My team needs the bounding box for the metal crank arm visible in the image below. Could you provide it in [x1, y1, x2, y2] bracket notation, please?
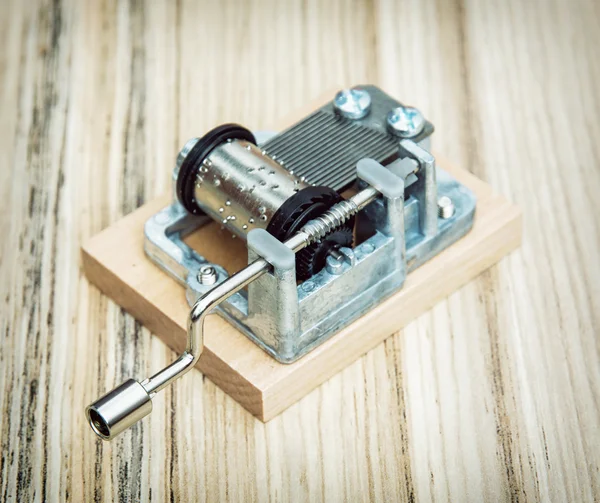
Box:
[86, 184, 379, 439]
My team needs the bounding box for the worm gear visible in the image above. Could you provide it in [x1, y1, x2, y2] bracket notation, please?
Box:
[296, 227, 354, 279]
[266, 186, 354, 280]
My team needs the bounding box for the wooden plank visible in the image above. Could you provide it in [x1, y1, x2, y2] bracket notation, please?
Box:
[81, 94, 522, 421]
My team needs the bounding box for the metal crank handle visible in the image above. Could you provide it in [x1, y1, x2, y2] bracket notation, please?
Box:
[85, 183, 379, 440]
[85, 260, 266, 440]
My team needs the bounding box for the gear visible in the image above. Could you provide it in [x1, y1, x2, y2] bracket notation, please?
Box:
[266, 185, 354, 280]
[296, 227, 353, 279]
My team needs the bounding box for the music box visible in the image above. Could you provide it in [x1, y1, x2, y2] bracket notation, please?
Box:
[83, 86, 521, 440]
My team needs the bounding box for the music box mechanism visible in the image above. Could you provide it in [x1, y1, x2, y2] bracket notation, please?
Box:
[86, 85, 476, 440]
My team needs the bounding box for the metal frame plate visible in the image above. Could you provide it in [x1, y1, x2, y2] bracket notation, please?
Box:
[143, 137, 476, 363]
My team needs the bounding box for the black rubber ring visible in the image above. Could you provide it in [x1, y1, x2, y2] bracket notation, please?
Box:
[266, 185, 342, 241]
[267, 185, 355, 280]
[267, 186, 341, 241]
[176, 124, 256, 215]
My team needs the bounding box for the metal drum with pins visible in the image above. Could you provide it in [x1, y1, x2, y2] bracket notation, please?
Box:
[193, 140, 308, 238]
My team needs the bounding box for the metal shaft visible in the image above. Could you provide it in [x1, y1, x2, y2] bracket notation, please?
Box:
[86, 185, 379, 440]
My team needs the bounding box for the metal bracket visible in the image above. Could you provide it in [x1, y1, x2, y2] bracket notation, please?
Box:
[143, 203, 228, 290]
[143, 141, 476, 363]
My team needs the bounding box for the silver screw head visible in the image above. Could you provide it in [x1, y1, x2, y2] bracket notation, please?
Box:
[325, 246, 355, 274]
[387, 106, 425, 138]
[326, 254, 344, 275]
[301, 281, 315, 292]
[198, 265, 217, 285]
[333, 88, 372, 119]
[437, 196, 455, 219]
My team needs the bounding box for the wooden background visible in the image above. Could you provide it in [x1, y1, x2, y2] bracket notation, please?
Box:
[1, 0, 599, 501]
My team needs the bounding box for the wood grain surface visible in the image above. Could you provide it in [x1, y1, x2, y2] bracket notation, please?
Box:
[0, 0, 598, 501]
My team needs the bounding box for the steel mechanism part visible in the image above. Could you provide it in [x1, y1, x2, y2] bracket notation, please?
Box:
[175, 123, 353, 280]
[86, 85, 477, 440]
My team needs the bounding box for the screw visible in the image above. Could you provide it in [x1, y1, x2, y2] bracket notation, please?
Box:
[301, 281, 315, 293]
[197, 265, 217, 285]
[333, 88, 372, 119]
[326, 254, 344, 275]
[387, 106, 425, 138]
[326, 247, 355, 275]
[437, 196, 455, 219]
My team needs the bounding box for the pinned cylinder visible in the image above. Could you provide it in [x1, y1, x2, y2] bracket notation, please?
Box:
[194, 139, 308, 238]
[176, 124, 308, 238]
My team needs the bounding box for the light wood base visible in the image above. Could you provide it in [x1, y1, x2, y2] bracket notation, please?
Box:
[82, 160, 521, 422]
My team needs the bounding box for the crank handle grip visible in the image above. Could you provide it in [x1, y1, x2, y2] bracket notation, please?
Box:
[85, 379, 153, 440]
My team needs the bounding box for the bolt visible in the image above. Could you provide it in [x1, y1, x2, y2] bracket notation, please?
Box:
[301, 281, 315, 293]
[387, 106, 425, 138]
[333, 88, 372, 119]
[326, 247, 356, 274]
[326, 254, 344, 275]
[197, 265, 217, 285]
[437, 196, 455, 219]
[361, 242, 375, 254]
[329, 248, 344, 260]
